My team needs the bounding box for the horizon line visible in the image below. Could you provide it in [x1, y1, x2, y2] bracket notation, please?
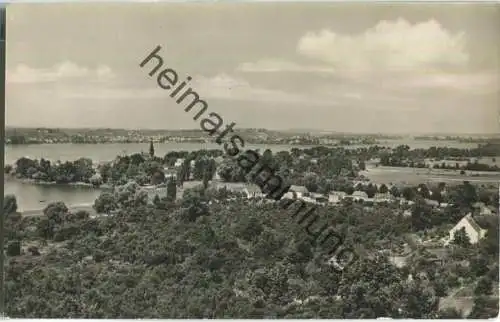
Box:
[4, 125, 500, 137]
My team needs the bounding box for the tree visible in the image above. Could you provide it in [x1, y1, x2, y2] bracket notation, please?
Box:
[474, 277, 492, 295]
[365, 183, 378, 198]
[6, 240, 21, 256]
[261, 149, 273, 166]
[470, 255, 489, 277]
[411, 197, 432, 231]
[358, 160, 366, 171]
[452, 227, 471, 247]
[130, 153, 146, 165]
[15, 157, 37, 177]
[166, 178, 177, 202]
[379, 184, 388, 194]
[153, 194, 162, 208]
[468, 296, 499, 318]
[93, 192, 118, 214]
[202, 168, 211, 190]
[4, 164, 12, 174]
[417, 184, 430, 199]
[390, 186, 401, 198]
[151, 171, 165, 185]
[181, 186, 209, 222]
[304, 173, 319, 193]
[3, 194, 18, 215]
[149, 140, 155, 158]
[402, 187, 415, 201]
[72, 157, 94, 182]
[43, 201, 69, 225]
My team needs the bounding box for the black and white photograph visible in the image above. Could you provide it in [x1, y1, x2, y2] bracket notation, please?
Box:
[2, 1, 499, 318]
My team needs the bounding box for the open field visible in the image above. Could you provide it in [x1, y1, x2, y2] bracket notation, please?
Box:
[425, 156, 500, 168]
[361, 166, 500, 186]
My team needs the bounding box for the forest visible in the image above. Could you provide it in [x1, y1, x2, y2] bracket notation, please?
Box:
[3, 178, 499, 318]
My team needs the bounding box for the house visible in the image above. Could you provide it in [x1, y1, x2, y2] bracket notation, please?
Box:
[164, 168, 177, 180]
[351, 191, 369, 202]
[288, 185, 309, 199]
[424, 199, 440, 208]
[142, 186, 169, 204]
[307, 192, 327, 203]
[328, 191, 347, 204]
[373, 193, 394, 203]
[479, 206, 493, 215]
[400, 199, 415, 206]
[174, 158, 185, 168]
[244, 184, 265, 199]
[445, 213, 488, 245]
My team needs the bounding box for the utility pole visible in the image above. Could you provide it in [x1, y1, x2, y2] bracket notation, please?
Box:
[0, 5, 6, 317]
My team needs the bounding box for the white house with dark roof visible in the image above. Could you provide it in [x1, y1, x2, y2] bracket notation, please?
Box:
[445, 213, 488, 245]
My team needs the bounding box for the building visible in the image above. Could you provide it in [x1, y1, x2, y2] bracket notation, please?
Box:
[445, 213, 488, 245]
[142, 186, 169, 204]
[373, 192, 394, 203]
[244, 184, 265, 199]
[174, 158, 185, 168]
[424, 199, 440, 208]
[351, 191, 369, 202]
[328, 191, 347, 204]
[288, 185, 309, 199]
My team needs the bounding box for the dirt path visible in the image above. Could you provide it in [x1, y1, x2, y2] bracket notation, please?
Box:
[21, 205, 98, 218]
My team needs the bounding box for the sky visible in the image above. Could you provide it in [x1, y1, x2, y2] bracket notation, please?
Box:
[5, 2, 500, 134]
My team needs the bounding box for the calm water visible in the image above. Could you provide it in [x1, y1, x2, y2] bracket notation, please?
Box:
[3, 140, 480, 210]
[4, 180, 101, 212]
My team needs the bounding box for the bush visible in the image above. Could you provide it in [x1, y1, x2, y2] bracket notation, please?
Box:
[6, 240, 21, 256]
[3, 194, 18, 215]
[53, 224, 80, 242]
[27, 246, 40, 256]
[93, 192, 118, 214]
[74, 210, 90, 220]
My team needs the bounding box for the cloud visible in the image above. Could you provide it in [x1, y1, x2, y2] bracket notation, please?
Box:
[237, 59, 336, 73]
[191, 73, 333, 105]
[236, 19, 498, 96]
[239, 19, 470, 75]
[297, 18, 469, 72]
[373, 71, 499, 95]
[6, 62, 115, 84]
[57, 73, 335, 106]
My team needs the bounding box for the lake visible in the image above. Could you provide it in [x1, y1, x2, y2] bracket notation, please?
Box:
[4, 179, 102, 212]
[4, 140, 480, 165]
[2, 140, 482, 210]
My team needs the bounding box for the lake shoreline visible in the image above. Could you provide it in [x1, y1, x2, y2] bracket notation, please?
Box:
[4, 176, 109, 189]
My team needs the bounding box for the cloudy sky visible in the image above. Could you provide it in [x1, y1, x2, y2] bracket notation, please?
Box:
[6, 2, 500, 134]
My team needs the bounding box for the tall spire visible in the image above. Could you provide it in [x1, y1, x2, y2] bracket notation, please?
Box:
[149, 140, 155, 158]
